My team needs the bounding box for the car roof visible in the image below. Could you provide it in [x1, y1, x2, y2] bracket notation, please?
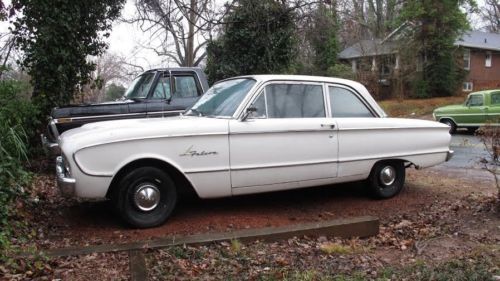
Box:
[218, 74, 388, 118]
[228, 74, 364, 87]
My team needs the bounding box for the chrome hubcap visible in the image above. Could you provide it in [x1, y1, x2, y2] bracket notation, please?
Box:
[379, 166, 396, 186]
[133, 184, 160, 212]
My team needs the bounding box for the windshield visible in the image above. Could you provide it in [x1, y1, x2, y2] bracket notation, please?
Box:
[186, 78, 256, 117]
[124, 72, 156, 99]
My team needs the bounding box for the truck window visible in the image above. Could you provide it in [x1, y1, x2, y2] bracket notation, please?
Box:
[174, 76, 200, 98]
[124, 72, 156, 99]
[491, 92, 500, 105]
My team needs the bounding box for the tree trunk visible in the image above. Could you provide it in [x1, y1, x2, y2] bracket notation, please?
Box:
[185, 0, 197, 66]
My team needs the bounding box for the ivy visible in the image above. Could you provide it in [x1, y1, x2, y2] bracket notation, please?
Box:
[11, 0, 125, 115]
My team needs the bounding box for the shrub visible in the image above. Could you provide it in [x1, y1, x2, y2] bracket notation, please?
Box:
[0, 80, 38, 257]
[476, 125, 500, 210]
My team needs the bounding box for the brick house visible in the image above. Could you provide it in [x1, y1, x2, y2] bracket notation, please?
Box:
[458, 31, 500, 92]
[339, 31, 500, 95]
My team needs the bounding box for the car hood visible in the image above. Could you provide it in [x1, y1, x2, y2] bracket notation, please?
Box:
[51, 99, 137, 119]
[59, 116, 229, 155]
[434, 104, 465, 112]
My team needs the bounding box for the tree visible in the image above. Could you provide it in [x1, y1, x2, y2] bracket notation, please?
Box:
[11, 0, 125, 114]
[105, 83, 126, 101]
[399, 0, 474, 97]
[206, 0, 297, 84]
[481, 0, 499, 33]
[76, 52, 129, 103]
[127, 0, 222, 67]
[309, 2, 339, 75]
[336, 0, 403, 45]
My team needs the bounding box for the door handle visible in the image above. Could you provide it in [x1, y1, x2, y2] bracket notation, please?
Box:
[321, 123, 335, 129]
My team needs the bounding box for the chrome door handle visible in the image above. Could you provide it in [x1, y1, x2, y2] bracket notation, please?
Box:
[321, 123, 335, 129]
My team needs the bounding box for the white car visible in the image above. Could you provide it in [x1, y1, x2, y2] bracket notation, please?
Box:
[56, 75, 453, 228]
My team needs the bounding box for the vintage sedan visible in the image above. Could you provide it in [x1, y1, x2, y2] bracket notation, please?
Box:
[433, 89, 500, 133]
[57, 75, 453, 228]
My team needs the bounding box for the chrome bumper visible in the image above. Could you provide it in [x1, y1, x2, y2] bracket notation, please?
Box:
[41, 134, 60, 156]
[56, 156, 75, 197]
[446, 150, 454, 162]
[42, 118, 61, 156]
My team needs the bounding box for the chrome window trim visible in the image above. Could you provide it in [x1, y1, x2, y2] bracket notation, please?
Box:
[326, 83, 377, 118]
[238, 80, 328, 120]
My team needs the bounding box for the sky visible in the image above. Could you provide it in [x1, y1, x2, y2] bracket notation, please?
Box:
[106, 0, 488, 74]
[107, 0, 171, 71]
[0, 0, 490, 82]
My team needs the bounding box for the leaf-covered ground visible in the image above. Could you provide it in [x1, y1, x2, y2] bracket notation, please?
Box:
[145, 195, 499, 280]
[1, 161, 499, 280]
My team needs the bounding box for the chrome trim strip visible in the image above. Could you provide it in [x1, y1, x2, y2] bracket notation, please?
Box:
[185, 168, 229, 174]
[337, 126, 448, 131]
[438, 113, 488, 116]
[338, 150, 449, 163]
[230, 129, 332, 135]
[54, 112, 144, 123]
[72, 132, 227, 177]
[75, 132, 227, 152]
[229, 151, 449, 173]
[147, 110, 184, 115]
[232, 176, 336, 189]
[231, 160, 338, 171]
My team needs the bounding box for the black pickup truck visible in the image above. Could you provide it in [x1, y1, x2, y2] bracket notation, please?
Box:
[42, 67, 209, 155]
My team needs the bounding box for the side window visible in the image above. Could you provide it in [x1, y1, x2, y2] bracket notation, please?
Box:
[174, 76, 200, 98]
[152, 76, 171, 99]
[329, 86, 374, 118]
[490, 92, 500, 105]
[264, 84, 325, 118]
[467, 94, 483, 106]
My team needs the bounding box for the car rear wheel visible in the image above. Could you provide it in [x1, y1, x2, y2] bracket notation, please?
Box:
[368, 161, 405, 199]
[440, 119, 456, 134]
[114, 166, 177, 228]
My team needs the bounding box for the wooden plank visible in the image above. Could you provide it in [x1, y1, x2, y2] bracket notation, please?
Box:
[25, 216, 379, 258]
[129, 250, 148, 281]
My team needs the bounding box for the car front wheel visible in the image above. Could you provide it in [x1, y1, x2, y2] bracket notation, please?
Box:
[115, 166, 177, 228]
[368, 161, 405, 199]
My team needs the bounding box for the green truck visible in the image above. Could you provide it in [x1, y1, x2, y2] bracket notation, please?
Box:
[433, 89, 500, 133]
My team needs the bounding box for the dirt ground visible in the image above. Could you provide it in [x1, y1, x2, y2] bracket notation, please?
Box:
[2, 161, 499, 280]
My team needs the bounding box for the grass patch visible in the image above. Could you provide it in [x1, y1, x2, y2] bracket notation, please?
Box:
[379, 96, 465, 117]
[319, 242, 354, 255]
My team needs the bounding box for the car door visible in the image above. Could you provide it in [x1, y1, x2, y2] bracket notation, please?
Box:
[455, 93, 487, 125]
[147, 72, 204, 117]
[228, 82, 338, 194]
[169, 74, 204, 109]
[327, 85, 381, 178]
[486, 91, 500, 124]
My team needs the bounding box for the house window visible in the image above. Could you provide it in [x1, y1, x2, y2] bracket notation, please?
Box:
[486, 51, 492, 67]
[463, 49, 470, 70]
[463, 82, 473, 92]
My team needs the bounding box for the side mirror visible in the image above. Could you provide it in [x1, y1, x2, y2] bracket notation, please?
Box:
[241, 107, 257, 121]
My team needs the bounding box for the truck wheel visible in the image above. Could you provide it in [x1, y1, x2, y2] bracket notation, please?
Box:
[368, 161, 405, 199]
[115, 166, 177, 228]
[440, 119, 456, 134]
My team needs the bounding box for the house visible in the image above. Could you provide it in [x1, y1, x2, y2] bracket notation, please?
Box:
[339, 30, 500, 94]
[457, 31, 500, 91]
